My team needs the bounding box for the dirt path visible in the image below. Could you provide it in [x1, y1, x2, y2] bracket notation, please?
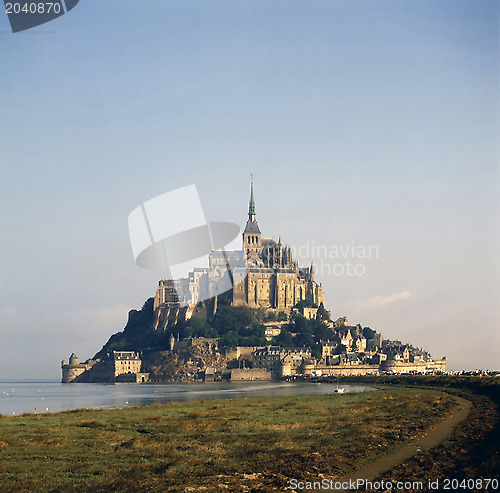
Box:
[328, 395, 472, 491]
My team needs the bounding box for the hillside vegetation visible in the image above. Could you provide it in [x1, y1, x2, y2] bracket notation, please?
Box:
[94, 298, 358, 360]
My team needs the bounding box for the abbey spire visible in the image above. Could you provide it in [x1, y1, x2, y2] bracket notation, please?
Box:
[243, 176, 262, 255]
[243, 177, 261, 235]
[248, 177, 256, 222]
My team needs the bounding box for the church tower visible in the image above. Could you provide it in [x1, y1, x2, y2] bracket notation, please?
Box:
[242, 178, 262, 259]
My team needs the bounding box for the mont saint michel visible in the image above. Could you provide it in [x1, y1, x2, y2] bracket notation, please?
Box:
[62, 183, 446, 383]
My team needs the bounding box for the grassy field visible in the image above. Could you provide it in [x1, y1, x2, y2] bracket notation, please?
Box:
[0, 387, 457, 492]
[339, 376, 500, 487]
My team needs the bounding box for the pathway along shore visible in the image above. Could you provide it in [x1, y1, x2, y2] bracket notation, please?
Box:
[328, 395, 472, 492]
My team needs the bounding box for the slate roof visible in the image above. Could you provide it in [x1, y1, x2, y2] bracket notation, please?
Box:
[244, 219, 261, 234]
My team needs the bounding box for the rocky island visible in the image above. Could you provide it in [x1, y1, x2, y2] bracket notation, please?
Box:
[62, 183, 445, 383]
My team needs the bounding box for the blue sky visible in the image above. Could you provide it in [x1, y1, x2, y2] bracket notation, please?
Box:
[0, 0, 498, 378]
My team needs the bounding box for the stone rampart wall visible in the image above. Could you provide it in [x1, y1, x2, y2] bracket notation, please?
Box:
[230, 368, 272, 381]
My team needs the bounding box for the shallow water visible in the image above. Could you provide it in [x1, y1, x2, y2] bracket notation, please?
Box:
[0, 380, 374, 415]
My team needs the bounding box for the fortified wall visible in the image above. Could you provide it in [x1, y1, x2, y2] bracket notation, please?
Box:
[61, 351, 149, 383]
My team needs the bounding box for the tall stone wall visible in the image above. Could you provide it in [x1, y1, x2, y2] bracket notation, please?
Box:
[230, 368, 273, 381]
[381, 359, 447, 373]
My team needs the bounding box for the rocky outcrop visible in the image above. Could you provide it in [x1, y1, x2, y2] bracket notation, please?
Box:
[142, 339, 230, 382]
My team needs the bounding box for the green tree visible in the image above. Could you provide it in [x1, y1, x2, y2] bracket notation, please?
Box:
[295, 299, 317, 310]
[219, 332, 239, 349]
[274, 328, 295, 347]
[295, 332, 315, 350]
[187, 317, 214, 337]
[210, 306, 269, 347]
[316, 302, 330, 321]
[254, 308, 267, 322]
[211, 306, 255, 335]
[310, 343, 322, 360]
[290, 313, 309, 333]
[309, 319, 333, 341]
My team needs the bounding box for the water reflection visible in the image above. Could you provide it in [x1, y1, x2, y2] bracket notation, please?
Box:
[0, 381, 375, 415]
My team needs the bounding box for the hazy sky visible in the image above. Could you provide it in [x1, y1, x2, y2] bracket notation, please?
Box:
[1, 0, 498, 378]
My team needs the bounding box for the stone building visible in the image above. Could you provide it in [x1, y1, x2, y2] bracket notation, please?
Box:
[252, 346, 311, 376]
[61, 351, 149, 383]
[321, 341, 339, 358]
[153, 181, 324, 317]
[111, 351, 141, 378]
[61, 353, 94, 383]
[300, 307, 319, 320]
[264, 323, 285, 340]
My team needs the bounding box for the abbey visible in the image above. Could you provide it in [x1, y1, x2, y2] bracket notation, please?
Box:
[62, 182, 446, 384]
[153, 182, 324, 314]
